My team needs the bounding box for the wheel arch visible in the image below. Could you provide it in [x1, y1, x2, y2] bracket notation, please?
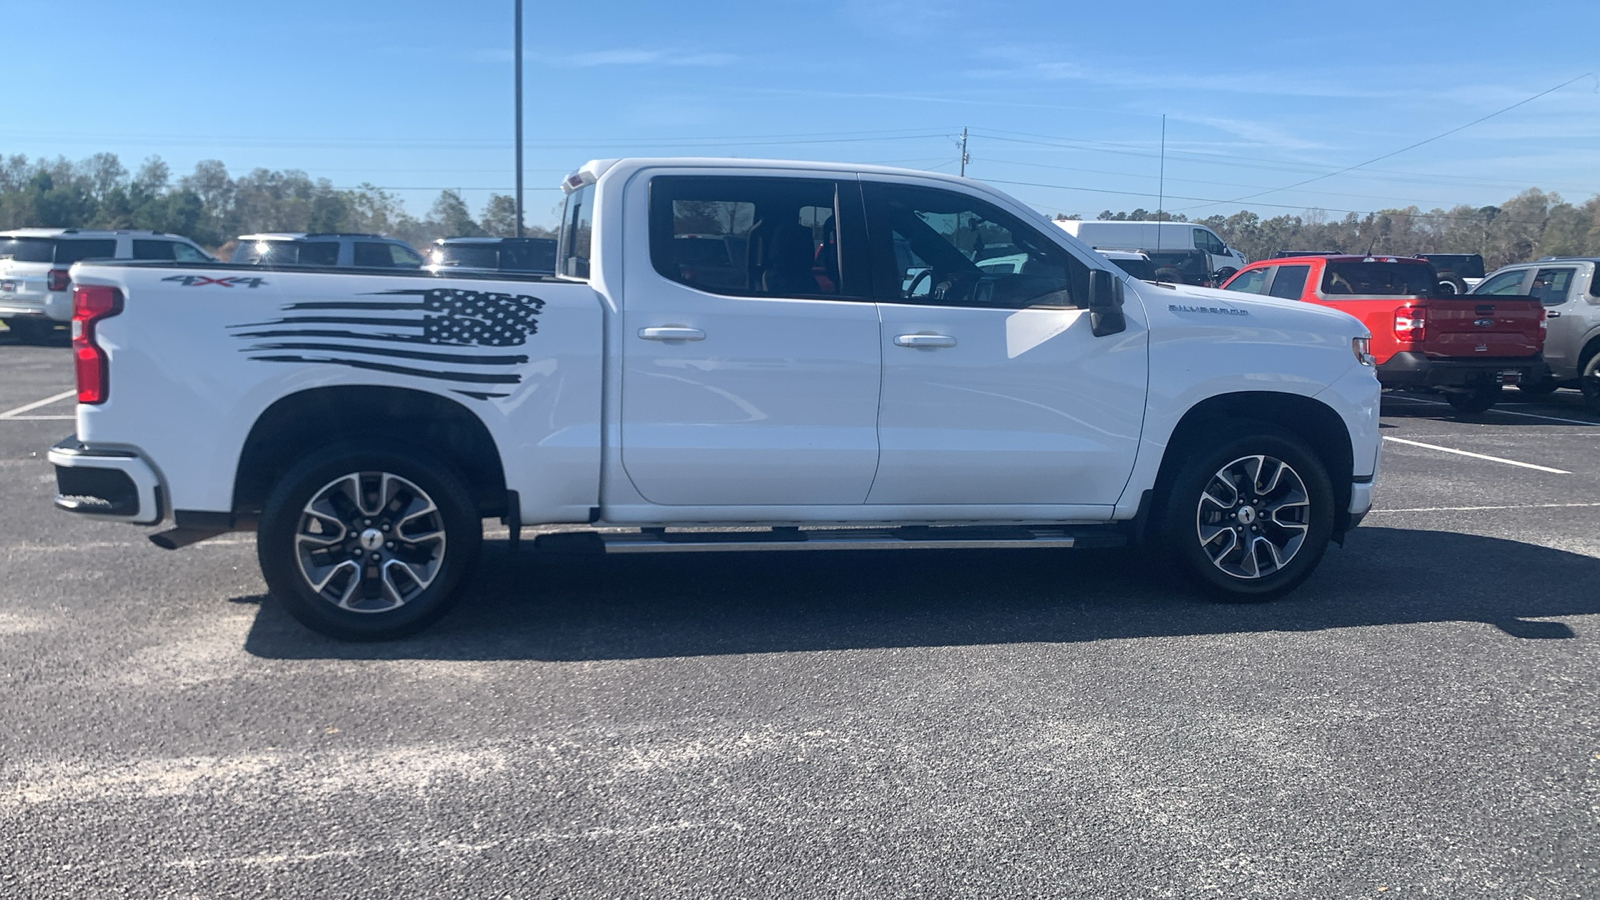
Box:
[233, 386, 508, 520]
[1148, 391, 1356, 541]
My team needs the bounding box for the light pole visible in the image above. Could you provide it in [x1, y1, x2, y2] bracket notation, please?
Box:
[514, 0, 524, 237]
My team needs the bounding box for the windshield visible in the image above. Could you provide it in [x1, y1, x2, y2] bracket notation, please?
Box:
[1323, 262, 1437, 296]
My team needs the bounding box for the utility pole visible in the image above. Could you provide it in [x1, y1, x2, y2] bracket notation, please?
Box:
[513, 0, 524, 237]
[959, 127, 969, 177]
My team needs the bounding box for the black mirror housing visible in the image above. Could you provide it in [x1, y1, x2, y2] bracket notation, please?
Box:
[1088, 269, 1126, 337]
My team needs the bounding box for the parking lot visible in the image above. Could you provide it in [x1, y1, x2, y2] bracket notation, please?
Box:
[1, 332, 1596, 898]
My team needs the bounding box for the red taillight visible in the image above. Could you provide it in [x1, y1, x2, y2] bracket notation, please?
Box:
[1393, 305, 1425, 344]
[47, 269, 70, 292]
[72, 285, 123, 404]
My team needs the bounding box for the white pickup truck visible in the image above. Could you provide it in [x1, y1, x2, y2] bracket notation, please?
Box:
[50, 158, 1381, 640]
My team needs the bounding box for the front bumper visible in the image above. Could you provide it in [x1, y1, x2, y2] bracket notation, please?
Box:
[48, 437, 165, 525]
[1376, 352, 1548, 390]
[1348, 479, 1373, 530]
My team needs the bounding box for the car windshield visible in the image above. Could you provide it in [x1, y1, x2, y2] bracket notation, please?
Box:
[1323, 262, 1436, 296]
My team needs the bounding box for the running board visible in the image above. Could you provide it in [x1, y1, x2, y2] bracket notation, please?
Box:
[534, 525, 1125, 555]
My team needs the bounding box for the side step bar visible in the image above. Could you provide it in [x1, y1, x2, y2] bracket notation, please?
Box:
[534, 525, 1125, 555]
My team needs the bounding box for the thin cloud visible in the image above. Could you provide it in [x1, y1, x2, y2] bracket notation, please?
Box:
[549, 48, 738, 68]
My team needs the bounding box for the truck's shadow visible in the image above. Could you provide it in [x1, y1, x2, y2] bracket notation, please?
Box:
[241, 526, 1596, 660]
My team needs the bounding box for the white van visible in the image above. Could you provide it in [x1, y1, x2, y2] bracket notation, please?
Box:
[1055, 221, 1247, 279]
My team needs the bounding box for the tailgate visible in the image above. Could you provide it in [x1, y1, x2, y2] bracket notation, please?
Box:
[1421, 296, 1543, 358]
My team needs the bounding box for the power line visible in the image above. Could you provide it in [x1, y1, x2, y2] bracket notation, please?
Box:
[1176, 71, 1598, 211]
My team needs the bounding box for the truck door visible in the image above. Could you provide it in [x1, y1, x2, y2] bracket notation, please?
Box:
[861, 179, 1146, 507]
[619, 174, 882, 506]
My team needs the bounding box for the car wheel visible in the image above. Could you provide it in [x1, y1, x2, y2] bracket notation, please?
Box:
[1159, 425, 1334, 601]
[1582, 355, 1600, 412]
[1435, 274, 1468, 295]
[1445, 384, 1502, 415]
[257, 444, 482, 640]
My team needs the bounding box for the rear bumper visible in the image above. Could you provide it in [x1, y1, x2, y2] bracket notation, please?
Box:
[1376, 352, 1548, 390]
[47, 437, 165, 525]
[0, 290, 71, 322]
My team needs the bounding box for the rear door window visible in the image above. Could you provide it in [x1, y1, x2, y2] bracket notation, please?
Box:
[171, 243, 210, 262]
[558, 183, 594, 279]
[298, 242, 340, 266]
[1267, 264, 1310, 299]
[53, 240, 117, 265]
[354, 242, 421, 268]
[1529, 268, 1576, 305]
[132, 240, 176, 260]
[1473, 269, 1530, 296]
[1223, 268, 1270, 294]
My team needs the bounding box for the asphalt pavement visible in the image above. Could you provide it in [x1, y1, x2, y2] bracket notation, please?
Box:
[1, 331, 1596, 898]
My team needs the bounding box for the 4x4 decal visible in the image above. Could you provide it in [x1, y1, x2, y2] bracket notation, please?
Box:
[227, 288, 545, 401]
[162, 275, 268, 288]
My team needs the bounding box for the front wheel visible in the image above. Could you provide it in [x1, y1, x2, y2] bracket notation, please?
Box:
[1159, 426, 1335, 601]
[1445, 384, 1501, 415]
[1581, 355, 1600, 413]
[257, 444, 482, 640]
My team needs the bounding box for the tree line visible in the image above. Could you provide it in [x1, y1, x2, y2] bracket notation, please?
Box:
[0, 152, 555, 252]
[1067, 188, 1600, 270]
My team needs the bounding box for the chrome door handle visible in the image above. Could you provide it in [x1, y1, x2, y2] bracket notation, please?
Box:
[638, 326, 706, 342]
[894, 333, 956, 349]
[1546, 311, 1561, 318]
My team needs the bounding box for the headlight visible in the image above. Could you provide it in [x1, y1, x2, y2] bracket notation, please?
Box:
[1352, 336, 1374, 366]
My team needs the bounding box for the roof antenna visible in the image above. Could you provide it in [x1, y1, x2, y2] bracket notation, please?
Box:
[1155, 114, 1165, 256]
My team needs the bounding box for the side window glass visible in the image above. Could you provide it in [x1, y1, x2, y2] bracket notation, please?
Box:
[1267, 264, 1309, 299]
[1193, 228, 1225, 255]
[132, 240, 177, 260]
[1529, 268, 1575, 306]
[389, 243, 422, 267]
[1223, 268, 1269, 294]
[299, 242, 339, 266]
[1474, 270, 1529, 295]
[171, 243, 210, 262]
[649, 176, 847, 298]
[558, 183, 594, 279]
[54, 240, 117, 264]
[863, 182, 1082, 309]
[354, 242, 396, 267]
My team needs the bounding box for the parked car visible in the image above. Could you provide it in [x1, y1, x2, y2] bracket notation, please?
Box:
[1420, 254, 1486, 294]
[0, 229, 212, 341]
[1471, 257, 1600, 404]
[1094, 247, 1212, 286]
[231, 233, 424, 268]
[53, 157, 1380, 640]
[1055, 220, 1246, 280]
[1221, 254, 1546, 414]
[427, 236, 557, 274]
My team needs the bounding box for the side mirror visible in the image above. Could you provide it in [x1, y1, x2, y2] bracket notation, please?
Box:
[1088, 269, 1126, 337]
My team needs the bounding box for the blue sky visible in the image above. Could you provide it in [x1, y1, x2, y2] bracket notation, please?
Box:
[11, 0, 1599, 227]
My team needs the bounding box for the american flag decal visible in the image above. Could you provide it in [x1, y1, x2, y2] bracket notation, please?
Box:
[229, 288, 545, 400]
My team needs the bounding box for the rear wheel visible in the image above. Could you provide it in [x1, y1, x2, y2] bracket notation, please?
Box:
[1435, 274, 1468, 295]
[1159, 426, 1335, 601]
[1582, 355, 1600, 413]
[257, 444, 482, 640]
[1446, 384, 1502, 414]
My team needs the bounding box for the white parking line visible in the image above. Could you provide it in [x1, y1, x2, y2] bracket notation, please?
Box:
[1370, 502, 1600, 514]
[1382, 436, 1570, 473]
[0, 390, 75, 420]
[0, 415, 74, 421]
[1386, 394, 1599, 427]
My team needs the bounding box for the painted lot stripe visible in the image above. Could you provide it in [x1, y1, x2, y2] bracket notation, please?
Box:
[1382, 436, 1571, 474]
[1385, 394, 1599, 427]
[0, 389, 75, 419]
[1, 415, 74, 421]
[1370, 502, 1600, 514]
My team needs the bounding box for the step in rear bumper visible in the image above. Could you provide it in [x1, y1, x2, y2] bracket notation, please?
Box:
[47, 437, 164, 525]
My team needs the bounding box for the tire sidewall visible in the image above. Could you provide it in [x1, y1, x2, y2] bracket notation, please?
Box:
[1160, 426, 1336, 601]
[257, 444, 482, 640]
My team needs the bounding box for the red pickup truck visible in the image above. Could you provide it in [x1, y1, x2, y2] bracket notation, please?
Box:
[1221, 255, 1546, 413]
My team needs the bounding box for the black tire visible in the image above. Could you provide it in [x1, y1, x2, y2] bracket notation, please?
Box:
[257, 443, 482, 640]
[1582, 354, 1600, 413]
[1157, 424, 1335, 602]
[1445, 384, 1501, 414]
[1435, 274, 1468, 295]
[1215, 267, 1237, 283]
[1516, 380, 1558, 396]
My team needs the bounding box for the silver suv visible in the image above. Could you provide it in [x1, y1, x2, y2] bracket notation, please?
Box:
[231, 233, 424, 269]
[1472, 257, 1600, 403]
[0, 228, 213, 340]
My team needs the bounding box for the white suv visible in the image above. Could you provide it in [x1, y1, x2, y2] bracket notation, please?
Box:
[231, 233, 424, 269]
[0, 229, 213, 340]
